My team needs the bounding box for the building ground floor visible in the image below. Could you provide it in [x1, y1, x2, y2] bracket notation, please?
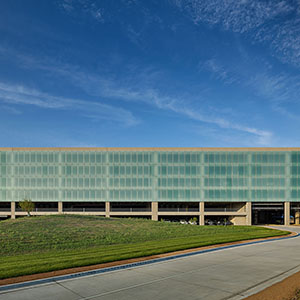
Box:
[1, 201, 300, 226]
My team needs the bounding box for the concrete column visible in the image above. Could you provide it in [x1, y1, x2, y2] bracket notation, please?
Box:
[295, 211, 300, 225]
[284, 202, 290, 226]
[105, 201, 110, 218]
[58, 201, 63, 214]
[199, 202, 204, 225]
[11, 202, 15, 219]
[151, 202, 158, 221]
[246, 202, 252, 225]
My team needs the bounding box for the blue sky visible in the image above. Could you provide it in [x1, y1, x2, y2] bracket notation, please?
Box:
[0, 0, 300, 147]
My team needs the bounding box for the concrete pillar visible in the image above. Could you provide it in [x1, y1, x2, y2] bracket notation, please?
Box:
[246, 202, 252, 226]
[11, 202, 15, 219]
[295, 211, 300, 225]
[151, 202, 158, 221]
[105, 201, 110, 218]
[58, 201, 63, 214]
[199, 202, 204, 225]
[284, 202, 290, 226]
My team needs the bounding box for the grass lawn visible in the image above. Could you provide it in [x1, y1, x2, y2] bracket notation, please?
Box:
[0, 215, 290, 280]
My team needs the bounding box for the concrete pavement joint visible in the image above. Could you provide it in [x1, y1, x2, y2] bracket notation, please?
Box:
[223, 264, 300, 300]
[55, 281, 85, 299]
[79, 271, 236, 300]
[170, 276, 239, 295]
[66, 257, 239, 299]
[79, 274, 198, 299]
[0, 232, 298, 294]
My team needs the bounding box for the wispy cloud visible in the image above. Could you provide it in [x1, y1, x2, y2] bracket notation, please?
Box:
[246, 71, 300, 119]
[61, 71, 272, 145]
[57, 0, 164, 49]
[192, 125, 270, 147]
[173, 0, 300, 67]
[254, 16, 300, 67]
[60, 0, 74, 13]
[173, 103, 272, 146]
[0, 105, 22, 115]
[0, 45, 273, 145]
[0, 82, 138, 126]
[199, 59, 238, 84]
[200, 54, 300, 121]
[59, 0, 104, 22]
[174, 0, 292, 33]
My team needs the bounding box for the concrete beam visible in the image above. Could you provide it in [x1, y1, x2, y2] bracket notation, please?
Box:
[284, 202, 290, 226]
[11, 202, 15, 219]
[105, 202, 110, 218]
[151, 202, 158, 221]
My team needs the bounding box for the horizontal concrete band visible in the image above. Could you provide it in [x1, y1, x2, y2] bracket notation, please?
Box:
[3, 201, 295, 225]
[0, 211, 248, 216]
[0, 232, 298, 294]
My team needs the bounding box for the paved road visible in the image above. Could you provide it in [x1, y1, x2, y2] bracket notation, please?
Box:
[1, 226, 300, 300]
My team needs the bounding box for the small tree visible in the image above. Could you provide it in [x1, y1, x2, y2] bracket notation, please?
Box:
[189, 217, 198, 225]
[19, 199, 35, 217]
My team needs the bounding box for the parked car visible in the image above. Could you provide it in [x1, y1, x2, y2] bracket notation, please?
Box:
[188, 220, 197, 225]
[205, 219, 215, 225]
[180, 220, 188, 225]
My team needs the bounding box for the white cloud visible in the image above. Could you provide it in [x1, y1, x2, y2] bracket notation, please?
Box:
[200, 54, 300, 121]
[174, 0, 292, 31]
[0, 46, 273, 145]
[60, 0, 74, 13]
[59, 0, 104, 22]
[0, 105, 22, 115]
[246, 71, 300, 120]
[199, 59, 238, 84]
[193, 124, 271, 147]
[77, 79, 273, 145]
[173, 0, 300, 67]
[0, 82, 138, 126]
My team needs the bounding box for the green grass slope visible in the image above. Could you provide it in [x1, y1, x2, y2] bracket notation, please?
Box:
[0, 215, 289, 279]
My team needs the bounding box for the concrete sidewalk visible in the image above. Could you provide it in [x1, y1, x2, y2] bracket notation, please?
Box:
[1, 226, 299, 300]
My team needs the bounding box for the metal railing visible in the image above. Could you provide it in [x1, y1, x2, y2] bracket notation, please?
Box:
[0, 208, 11, 212]
[16, 208, 59, 212]
[63, 208, 105, 212]
[158, 208, 199, 212]
[110, 208, 151, 212]
[205, 208, 245, 212]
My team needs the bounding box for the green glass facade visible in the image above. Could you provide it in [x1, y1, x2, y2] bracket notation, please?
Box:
[0, 149, 299, 203]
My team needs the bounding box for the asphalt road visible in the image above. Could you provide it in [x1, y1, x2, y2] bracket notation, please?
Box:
[1, 225, 300, 300]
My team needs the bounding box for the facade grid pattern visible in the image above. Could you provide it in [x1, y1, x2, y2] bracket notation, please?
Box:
[0, 150, 299, 203]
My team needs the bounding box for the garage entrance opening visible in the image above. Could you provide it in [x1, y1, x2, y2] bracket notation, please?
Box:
[252, 202, 284, 225]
